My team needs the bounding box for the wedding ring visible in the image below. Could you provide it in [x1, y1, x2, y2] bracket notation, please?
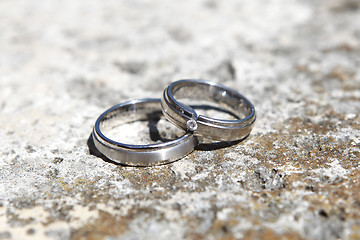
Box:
[92, 99, 198, 166]
[161, 79, 256, 141]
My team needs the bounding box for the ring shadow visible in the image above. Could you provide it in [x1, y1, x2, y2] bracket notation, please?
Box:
[87, 133, 125, 166]
[194, 137, 248, 151]
[87, 105, 250, 164]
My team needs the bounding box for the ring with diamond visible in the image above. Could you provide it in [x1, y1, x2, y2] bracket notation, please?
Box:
[92, 98, 198, 166]
[161, 79, 256, 141]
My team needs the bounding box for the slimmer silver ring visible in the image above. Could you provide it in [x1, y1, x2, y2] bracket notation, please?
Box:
[161, 79, 256, 141]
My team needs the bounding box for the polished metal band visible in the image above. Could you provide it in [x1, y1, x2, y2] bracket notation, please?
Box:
[161, 79, 256, 141]
[92, 99, 198, 166]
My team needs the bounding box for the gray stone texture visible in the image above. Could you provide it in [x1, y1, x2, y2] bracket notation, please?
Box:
[0, 0, 359, 239]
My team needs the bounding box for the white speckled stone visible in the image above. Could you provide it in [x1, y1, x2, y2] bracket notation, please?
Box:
[1, 0, 360, 239]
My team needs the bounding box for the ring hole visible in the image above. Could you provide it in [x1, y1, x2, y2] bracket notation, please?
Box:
[172, 83, 251, 120]
[102, 111, 184, 145]
[176, 98, 240, 120]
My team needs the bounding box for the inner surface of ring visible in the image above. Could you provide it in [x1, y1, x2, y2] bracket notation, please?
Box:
[172, 83, 252, 120]
[99, 101, 184, 145]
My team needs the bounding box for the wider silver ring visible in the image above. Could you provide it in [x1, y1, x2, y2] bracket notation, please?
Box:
[161, 79, 256, 141]
[92, 98, 198, 166]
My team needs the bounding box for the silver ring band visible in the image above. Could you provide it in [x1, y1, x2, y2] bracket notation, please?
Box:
[92, 99, 198, 166]
[161, 79, 256, 141]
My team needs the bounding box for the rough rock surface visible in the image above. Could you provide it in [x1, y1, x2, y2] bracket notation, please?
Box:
[1, 0, 360, 239]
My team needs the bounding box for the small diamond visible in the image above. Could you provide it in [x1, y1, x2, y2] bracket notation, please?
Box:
[186, 119, 198, 131]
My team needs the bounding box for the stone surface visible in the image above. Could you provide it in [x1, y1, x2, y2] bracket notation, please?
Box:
[1, 0, 360, 239]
